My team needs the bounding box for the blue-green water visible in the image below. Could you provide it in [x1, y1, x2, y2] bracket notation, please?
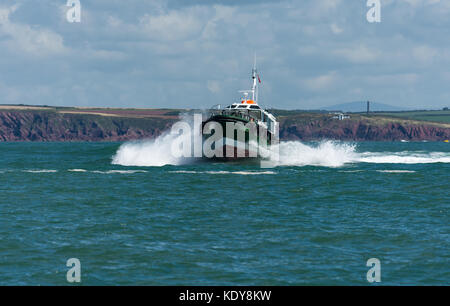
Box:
[0, 141, 448, 285]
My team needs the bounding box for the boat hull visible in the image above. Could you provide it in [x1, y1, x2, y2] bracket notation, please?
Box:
[201, 115, 271, 159]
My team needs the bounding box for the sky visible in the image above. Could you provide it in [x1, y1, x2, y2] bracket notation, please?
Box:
[0, 0, 449, 110]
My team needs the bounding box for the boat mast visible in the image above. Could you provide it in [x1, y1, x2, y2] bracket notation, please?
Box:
[239, 55, 259, 104]
[251, 55, 258, 103]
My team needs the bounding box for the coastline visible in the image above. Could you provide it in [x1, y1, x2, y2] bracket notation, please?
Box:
[0, 106, 449, 142]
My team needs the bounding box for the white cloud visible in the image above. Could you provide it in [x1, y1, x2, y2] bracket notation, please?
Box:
[201, 5, 236, 40]
[365, 73, 419, 85]
[0, 0, 449, 109]
[0, 81, 21, 102]
[0, 4, 68, 57]
[412, 45, 438, 64]
[330, 23, 343, 34]
[302, 71, 338, 91]
[139, 7, 206, 41]
[207, 80, 221, 93]
[399, 0, 440, 6]
[333, 45, 380, 63]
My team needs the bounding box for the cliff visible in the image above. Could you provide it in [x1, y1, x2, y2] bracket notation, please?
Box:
[0, 108, 176, 141]
[0, 106, 449, 142]
[278, 113, 450, 141]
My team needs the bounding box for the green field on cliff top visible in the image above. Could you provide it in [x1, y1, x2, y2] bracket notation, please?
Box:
[369, 110, 450, 124]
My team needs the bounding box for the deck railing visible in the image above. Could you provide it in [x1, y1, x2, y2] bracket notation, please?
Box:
[209, 109, 257, 122]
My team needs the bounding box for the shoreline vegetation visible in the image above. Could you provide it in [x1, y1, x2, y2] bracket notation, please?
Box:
[0, 104, 449, 142]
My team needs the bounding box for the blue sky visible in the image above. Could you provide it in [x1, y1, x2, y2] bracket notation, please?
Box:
[0, 0, 449, 110]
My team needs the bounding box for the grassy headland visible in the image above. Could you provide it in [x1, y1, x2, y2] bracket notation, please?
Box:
[0, 105, 449, 141]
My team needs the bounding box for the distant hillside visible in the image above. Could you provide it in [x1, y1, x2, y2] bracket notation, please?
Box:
[0, 105, 449, 141]
[322, 101, 407, 112]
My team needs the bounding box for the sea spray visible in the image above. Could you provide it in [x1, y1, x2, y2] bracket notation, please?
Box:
[273, 140, 357, 167]
[112, 135, 359, 168]
[112, 117, 450, 168]
[112, 112, 203, 166]
[112, 132, 186, 166]
[357, 151, 450, 164]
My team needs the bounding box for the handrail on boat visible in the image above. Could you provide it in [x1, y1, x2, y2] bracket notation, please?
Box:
[209, 109, 258, 122]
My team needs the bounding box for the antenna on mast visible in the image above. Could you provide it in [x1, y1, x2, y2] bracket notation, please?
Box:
[252, 53, 258, 103]
[238, 53, 260, 105]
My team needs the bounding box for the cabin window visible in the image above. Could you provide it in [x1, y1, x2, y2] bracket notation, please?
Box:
[250, 105, 260, 109]
[249, 110, 262, 120]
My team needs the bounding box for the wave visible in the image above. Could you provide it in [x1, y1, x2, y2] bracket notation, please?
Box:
[376, 170, 416, 173]
[357, 152, 450, 164]
[22, 169, 58, 173]
[111, 129, 450, 167]
[169, 170, 276, 175]
[111, 135, 358, 168]
[112, 133, 187, 167]
[273, 141, 357, 167]
[268, 142, 450, 166]
[91, 170, 148, 174]
[21, 169, 148, 174]
[230, 171, 276, 175]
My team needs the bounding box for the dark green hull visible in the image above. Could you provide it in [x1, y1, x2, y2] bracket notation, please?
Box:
[201, 115, 271, 159]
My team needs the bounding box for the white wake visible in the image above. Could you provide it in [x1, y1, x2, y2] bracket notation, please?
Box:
[112, 133, 450, 167]
[274, 141, 357, 167]
[356, 151, 450, 164]
[112, 132, 187, 167]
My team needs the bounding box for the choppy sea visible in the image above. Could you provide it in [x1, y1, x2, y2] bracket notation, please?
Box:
[0, 140, 448, 285]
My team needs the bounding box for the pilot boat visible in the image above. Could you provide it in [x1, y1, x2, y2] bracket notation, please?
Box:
[202, 62, 278, 159]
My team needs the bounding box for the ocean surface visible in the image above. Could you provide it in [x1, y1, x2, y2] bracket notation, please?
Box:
[0, 140, 448, 285]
